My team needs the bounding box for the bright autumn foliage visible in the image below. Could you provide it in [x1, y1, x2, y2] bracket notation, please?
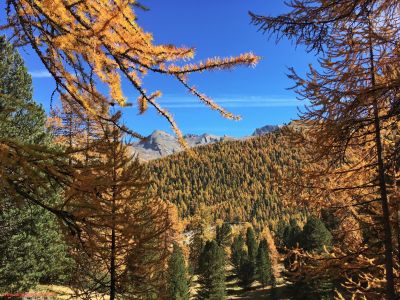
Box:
[3, 0, 260, 143]
[61, 117, 179, 299]
[251, 1, 400, 298]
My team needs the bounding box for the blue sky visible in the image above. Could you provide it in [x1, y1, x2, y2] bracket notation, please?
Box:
[8, 1, 316, 137]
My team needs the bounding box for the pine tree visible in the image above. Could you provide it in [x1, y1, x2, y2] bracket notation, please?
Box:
[0, 201, 73, 292]
[231, 234, 245, 271]
[197, 240, 226, 300]
[188, 217, 208, 275]
[301, 216, 332, 253]
[167, 243, 190, 300]
[0, 36, 46, 144]
[237, 257, 255, 290]
[0, 36, 72, 292]
[246, 227, 257, 264]
[0, 37, 81, 236]
[234, 227, 258, 290]
[256, 239, 272, 287]
[216, 223, 232, 248]
[283, 219, 301, 249]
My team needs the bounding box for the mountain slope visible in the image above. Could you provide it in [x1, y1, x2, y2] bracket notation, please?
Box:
[252, 125, 281, 136]
[131, 130, 235, 161]
[147, 129, 306, 230]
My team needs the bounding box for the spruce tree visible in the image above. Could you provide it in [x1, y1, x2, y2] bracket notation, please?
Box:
[301, 216, 332, 253]
[197, 240, 226, 300]
[256, 239, 272, 287]
[167, 243, 190, 300]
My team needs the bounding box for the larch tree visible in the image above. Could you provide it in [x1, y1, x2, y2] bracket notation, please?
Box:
[2, 0, 259, 143]
[260, 226, 279, 287]
[61, 116, 177, 299]
[251, 1, 400, 298]
[0, 1, 261, 260]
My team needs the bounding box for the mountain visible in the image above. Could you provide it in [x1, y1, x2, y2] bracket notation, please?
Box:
[131, 130, 235, 161]
[252, 125, 281, 136]
[146, 128, 307, 230]
[132, 125, 280, 161]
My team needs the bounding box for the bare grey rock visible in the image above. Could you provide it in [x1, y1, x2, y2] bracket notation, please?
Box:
[252, 125, 280, 136]
[131, 131, 234, 161]
[131, 124, 281, 161]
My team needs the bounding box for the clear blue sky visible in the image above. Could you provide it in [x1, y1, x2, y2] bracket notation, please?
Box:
[6, 1, 316, 137]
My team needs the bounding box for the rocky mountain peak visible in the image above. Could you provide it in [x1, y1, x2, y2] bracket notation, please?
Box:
[252, 125, 280, 136]
[131, 124, 280, 161]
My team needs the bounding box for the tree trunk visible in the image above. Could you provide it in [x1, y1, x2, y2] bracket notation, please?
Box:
[372, 100, 396, 300]
[368, 21, 396, 299]
[110, 127, 117, 300]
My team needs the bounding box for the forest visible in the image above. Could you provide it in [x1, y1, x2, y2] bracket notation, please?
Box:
[1, 0, 400, 299]
[147, 130, 307, 229]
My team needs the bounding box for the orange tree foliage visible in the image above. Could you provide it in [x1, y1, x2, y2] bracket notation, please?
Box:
[146, 129, 307, 231]
[0, 0, 260, 237]
[51, 114, 179, 299]
[251, 1, 400, 298]
[3, 0, 259, 143]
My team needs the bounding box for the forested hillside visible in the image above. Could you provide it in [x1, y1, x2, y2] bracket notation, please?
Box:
[148, 130, 307, 230]
[3, 0, 400, 298]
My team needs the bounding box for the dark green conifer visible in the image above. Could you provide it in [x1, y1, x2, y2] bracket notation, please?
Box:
[231, 234, 245, 271]
[0, 36, 46, 143]
[0, 36, 72, 292]
[167, 243, 190, 300]
[283, 219, 302, 248]
[246, 227, 257, 263]
[197, 240, 226, 300]
[237, 257, 255, 290]
[216, 223, 232, 248]
[256, 239, 272, 287]
[301, 216, 332, 252]
[233, 227, 258, 290]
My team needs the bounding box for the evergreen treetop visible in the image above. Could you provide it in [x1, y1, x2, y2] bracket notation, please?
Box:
[197, 240, 226, 300]
[301, 216, 332, 253]
[167, 243, 190, 300]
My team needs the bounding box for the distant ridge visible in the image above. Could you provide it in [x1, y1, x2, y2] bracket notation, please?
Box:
[131, 124, 281, 161]
[131, 130, 235, 161]
[252, 125, 281, 136]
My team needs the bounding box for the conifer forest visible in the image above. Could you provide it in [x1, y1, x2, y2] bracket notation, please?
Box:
[1, 1, 400, 299]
